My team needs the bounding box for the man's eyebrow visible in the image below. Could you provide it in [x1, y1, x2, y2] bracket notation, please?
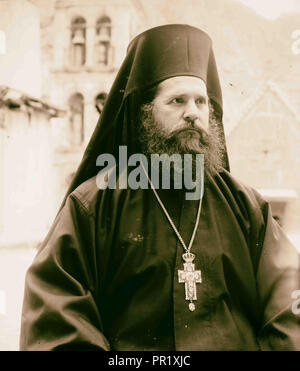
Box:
[165, 92, 208, 99]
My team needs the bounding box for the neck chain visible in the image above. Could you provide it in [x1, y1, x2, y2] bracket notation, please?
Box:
[141, 162, 203, 312]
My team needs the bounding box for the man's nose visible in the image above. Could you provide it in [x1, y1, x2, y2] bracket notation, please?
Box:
[183, 101, 199, 124]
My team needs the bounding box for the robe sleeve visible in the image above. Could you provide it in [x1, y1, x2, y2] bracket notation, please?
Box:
[256, 207, 300, 350]
[20, 194, 110, 351]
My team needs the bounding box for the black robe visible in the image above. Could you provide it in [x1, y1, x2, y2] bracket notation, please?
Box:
[20, 169, 300, 350]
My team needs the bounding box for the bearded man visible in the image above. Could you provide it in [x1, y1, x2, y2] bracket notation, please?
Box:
[20, 24, 300, 351]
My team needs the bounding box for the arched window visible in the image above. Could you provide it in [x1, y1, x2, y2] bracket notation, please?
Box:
[71, 17, 86, 66]
[69, 93, 84, 146]
[95, 92, 108, 114]
[95, 16, 111, 65]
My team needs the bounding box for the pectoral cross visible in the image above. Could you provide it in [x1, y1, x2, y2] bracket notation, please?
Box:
[178, 252, 201, 311]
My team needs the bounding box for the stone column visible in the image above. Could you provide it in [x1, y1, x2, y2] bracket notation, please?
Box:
[86, 25, 95, 68]
[64, 25, 71, 68]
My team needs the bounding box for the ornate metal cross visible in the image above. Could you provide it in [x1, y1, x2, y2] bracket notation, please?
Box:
[178, 252, 201, 311]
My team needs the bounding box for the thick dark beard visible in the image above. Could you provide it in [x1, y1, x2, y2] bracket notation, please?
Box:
[138, 103, 225, 175]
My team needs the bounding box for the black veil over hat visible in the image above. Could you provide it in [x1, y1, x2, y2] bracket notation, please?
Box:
[61, 24, 230, 209]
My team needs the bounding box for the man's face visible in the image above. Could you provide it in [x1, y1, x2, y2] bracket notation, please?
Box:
[152, 76, 209, 136]
[139, 75, 224, 174]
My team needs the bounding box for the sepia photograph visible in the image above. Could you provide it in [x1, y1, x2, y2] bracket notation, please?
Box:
[0, 0, 299, 352]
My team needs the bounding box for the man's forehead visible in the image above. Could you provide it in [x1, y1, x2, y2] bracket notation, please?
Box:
[156, 76, 207, 97]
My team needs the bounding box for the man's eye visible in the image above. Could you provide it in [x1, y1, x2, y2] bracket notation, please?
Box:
[196, 98, 206, 105]
[171, 98, 184, 104]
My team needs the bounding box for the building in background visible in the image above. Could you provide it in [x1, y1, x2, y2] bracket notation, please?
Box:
[35, 0, 141, 209]
[0, 0, 63, 246]
[227, 80, 300, 232]
[0, 86, 63, 246]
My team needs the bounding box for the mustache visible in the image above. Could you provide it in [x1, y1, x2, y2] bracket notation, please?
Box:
[166, 126, 209, 144]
